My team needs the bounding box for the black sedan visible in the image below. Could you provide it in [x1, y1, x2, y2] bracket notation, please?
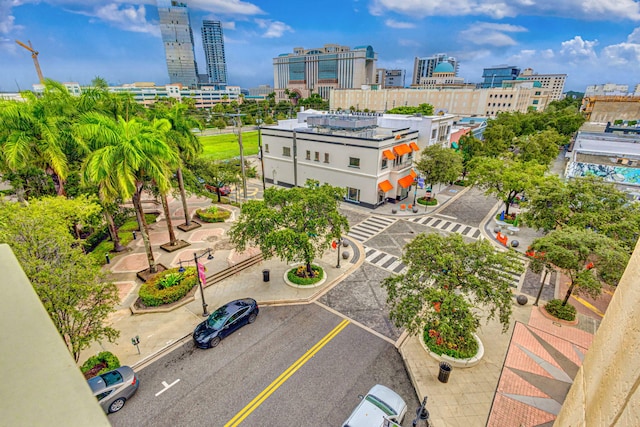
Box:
[193, 298, 259, 349]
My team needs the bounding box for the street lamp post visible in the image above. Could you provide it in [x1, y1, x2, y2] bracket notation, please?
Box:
[336, 237, 343, 268]
[179, 249, 214, 316]
[257, 118, 266, 191]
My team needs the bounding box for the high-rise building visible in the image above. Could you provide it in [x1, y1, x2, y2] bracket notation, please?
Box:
[273, 44, 377, 101]
[201, 20, 227, 87]
[375, 69, 406, 88]
[518, 68, 566, 100]
[481, 65, 520, 88]
[412, 53, 458, 86]
[157, 0, 199, 88]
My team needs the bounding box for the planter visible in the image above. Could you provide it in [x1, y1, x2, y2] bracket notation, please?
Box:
[538, 305, 579, 326]
[284, 264, 327, 289]
[419, 331, 484, 369]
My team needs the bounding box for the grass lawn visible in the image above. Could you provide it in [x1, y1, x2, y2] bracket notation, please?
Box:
[199, 131, 260, 160]
[90, 214, 158, 265]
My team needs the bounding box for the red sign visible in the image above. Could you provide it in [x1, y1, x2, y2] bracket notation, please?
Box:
[197, 262, 206, 284]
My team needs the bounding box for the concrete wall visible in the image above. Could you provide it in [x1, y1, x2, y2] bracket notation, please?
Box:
[554, 238, 640, 426]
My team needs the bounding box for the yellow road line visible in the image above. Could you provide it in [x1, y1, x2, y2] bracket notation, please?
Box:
[602, 288, 615, 296]
[571, 295, 605, 317]
[224, 318, 350, 427]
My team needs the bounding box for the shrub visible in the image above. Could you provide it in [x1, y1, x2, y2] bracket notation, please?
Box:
[545, 299, 577, 321]
[453, 179, 468, 186]
[287, 265, 323, 285]
[138, 267, 197, 306]
[81, 351, 120, 378]
[196, 206, 231, 223]
[417, 197, 438, 206]
[82, 225, 110, 253]
[423, 325, 478, 359]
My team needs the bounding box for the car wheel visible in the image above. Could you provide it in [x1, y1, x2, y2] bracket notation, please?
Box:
[248, 312, 257, 324]
[109, 398, 126, 413]
[209, 337, 221, 348]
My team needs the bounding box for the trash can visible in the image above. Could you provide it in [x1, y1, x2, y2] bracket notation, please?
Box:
[438, 362, 452, 383]
[262, 269, 270, 282]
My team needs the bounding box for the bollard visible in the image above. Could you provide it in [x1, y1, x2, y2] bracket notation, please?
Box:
[105, 254, 110, 264]
[133, 231, 137, 240]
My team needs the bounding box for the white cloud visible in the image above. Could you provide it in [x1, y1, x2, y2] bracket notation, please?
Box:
[188, 0, 265, 16]
[398, 39, 420, 47]
[222, 21, 236, 31]
[559, 36, 598, 61]
[255, 19, 293, 38]
[368, 0, 640, 20]
[87, 4, 159, 35]
[385, 19, 415, 29]
[459, 22, 527, 46]
[627, 27, 640, 43]
[601, 28, 640, 66]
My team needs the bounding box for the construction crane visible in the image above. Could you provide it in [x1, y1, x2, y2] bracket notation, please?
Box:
[15, 39, 44, 83]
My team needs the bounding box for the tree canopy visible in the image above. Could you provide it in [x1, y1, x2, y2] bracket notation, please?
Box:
[386, 103, 434, 116]
[414, 144, 463, 189]
[384, 233, 523, 356]
[229, 181, 349, 274]
[0, 197, 119, 361]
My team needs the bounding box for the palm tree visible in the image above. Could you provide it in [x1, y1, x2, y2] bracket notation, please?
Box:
[0, 79, 78, 196]
[147, 101, 203, 229]
[79, 112, 178, 273]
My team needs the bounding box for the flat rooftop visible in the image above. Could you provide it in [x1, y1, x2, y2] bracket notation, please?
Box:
[573, 132, 640, 157]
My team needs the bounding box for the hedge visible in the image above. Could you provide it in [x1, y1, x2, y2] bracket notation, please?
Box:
[196, 206, 231, 223]
[287, 265, 324, 285]
[81, 351, 121, 377]
[545, 299, 577, 321]
[138, 267, 198, 306]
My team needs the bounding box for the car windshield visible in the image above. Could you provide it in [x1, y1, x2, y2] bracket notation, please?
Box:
[207, 306, 230, 329]
[365, 395, 396, 417]
[100, 370, 123, 387]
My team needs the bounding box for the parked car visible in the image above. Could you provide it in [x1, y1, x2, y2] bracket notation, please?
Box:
[342, 384, 407, 427]
[87, 366, 139, 414]
[193, 298, 259, 349]
[205, 183, 231, 196]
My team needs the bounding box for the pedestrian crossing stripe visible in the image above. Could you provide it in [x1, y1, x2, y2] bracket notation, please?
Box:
[347, 216, 398, 243]
[410, 216, 481, 239]
[364, 247, 406, 274]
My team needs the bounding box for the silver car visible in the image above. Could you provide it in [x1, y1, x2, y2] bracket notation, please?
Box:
[342, 384, 407, 427]
[87, 366, 139, 414]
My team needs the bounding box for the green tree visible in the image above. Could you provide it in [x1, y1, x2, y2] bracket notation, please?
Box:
[0, 197, 120, 362]
[521, 176, 640, 251]
[0, 79, 79, 196]
[414, 144, 463, 192]
[384, 233, 523, 356]
[229, 181, 349, 275]
[386, 103, 434, 115]
[480, 123, 515, 157]
[79, 113, 178, 273]
[529, 228, 629, 306]
[457, 133, 483, 178]
[468, 157, 547, 215]
[514, 128, 564, 165]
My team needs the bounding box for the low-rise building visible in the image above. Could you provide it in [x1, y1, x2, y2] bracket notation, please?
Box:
[517, 68, 566, 101]
[566, 131, 640, 198]
[330, 85, 551, 118]
[261, 110, 455, 208]
[581, 95, 640, 123]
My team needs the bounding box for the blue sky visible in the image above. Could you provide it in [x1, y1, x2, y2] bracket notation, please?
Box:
[1, 0, 640, 93]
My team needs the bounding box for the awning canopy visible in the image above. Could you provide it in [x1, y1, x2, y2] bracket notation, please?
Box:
[393, 144, 411, 156]
[378, 180, 393, 192]
[398, 174, 414, 189]
[382, 149, 396, 160]
[409, 141, 420, 151]
[409, 169, 417, 178]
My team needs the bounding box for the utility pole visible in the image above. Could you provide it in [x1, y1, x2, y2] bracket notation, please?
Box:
[227, 109, 247, 201]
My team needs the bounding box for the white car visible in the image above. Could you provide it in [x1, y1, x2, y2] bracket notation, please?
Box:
[342, 384, 408, 427]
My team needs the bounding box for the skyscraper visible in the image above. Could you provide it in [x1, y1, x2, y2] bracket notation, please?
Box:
[201, 20, 227, 87]
[157, 0, 199, 88]
[412, 53, 458, 86]
[481, 65, 520, 88]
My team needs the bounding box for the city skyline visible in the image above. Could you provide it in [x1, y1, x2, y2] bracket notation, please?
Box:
[1, 0, 639, 93]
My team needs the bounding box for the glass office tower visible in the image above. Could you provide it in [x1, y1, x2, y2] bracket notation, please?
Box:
[202, 20, 228, 88]
[157, 0, 199, 87]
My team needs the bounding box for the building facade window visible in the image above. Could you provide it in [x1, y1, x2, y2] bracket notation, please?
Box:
[349, 157, 360, 168]
[324, 153, 330, 163]
[314, 151, 320, 162]
[381, 158, 388, 169]
[432, 129, 437, 138]
[264, 144, 269, 153]
[283, 146, 291, 157]
[306, 150, 311, 160]
[346, 187, 360, 202]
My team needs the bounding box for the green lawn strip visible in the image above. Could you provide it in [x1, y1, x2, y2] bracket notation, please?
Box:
[199, 131, 259, 160]
[90, 214, 158, 265]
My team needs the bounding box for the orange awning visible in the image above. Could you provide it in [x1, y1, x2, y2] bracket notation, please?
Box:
[409, 169, 417, 178]
[393, 144, 411, 156]
[382, 149, 396, 160]
[378, 180, 393, 192]
[409, 141, 420, 151]
[398, 174, 415, 189]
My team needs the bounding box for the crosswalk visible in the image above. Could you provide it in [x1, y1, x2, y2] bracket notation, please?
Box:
[347, 216, 397, 243]
[364, 247, 406, 274]
[409, 215, 482, 240]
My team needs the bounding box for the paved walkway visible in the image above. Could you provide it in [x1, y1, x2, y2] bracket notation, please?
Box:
[81, 175, 595, 427]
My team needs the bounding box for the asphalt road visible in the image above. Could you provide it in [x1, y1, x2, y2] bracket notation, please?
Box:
[109, 304, 418, 427]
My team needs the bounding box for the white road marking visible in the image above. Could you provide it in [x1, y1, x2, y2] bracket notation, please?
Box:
[155, 379, 181, 397]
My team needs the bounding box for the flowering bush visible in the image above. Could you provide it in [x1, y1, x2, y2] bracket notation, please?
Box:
[138, 267, 197, 306]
